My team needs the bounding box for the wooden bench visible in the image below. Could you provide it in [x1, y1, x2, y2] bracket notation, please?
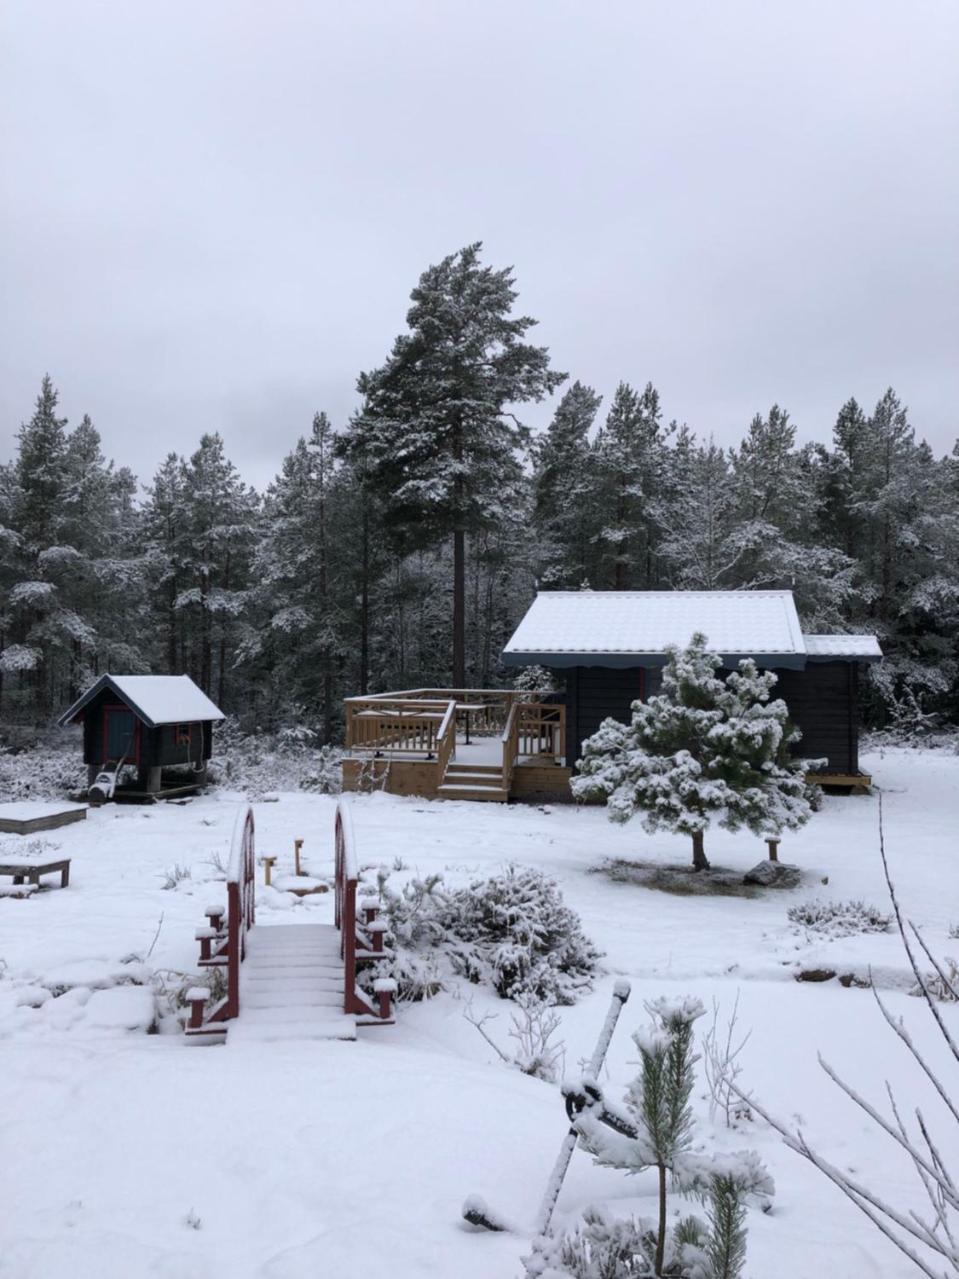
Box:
[0, 858, 71, 889]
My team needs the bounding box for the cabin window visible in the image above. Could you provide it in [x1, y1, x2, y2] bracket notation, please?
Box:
[175, 724, 191, 745]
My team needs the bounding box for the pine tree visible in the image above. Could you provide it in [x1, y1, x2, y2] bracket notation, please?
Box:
[660, 434, 736, 591]
[14, 375, 69, 552]
[142, 453, 190, 674]
[544, 996, 773, 1278]
[175, 435, 258, 701]
[348, 242, 565, 685]
[249, 412, 351, 738]
[571, 634, 817, 869]
[594, 382, 666, 589]
[532, 381, 602, 587]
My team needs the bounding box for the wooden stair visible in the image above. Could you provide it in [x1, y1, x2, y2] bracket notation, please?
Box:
[437, 761, 509, 803]
[227, 923, 356, 1044]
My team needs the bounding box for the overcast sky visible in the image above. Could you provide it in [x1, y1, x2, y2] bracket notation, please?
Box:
[2, 1, 957, 491]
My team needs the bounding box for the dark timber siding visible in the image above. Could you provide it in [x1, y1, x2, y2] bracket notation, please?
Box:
[565, 666, 645, 765]
[773, 662, 858, 773]
[563, 661, 860, 773]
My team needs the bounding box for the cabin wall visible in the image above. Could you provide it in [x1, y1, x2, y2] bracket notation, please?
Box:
[773, 663, 858, 773]
[564, 667, 645, 765]
[144, 722, 206, 768]
[563, 661, 859, 773]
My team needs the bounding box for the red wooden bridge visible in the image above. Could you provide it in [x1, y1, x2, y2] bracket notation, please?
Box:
[185, 799, 396, 1043]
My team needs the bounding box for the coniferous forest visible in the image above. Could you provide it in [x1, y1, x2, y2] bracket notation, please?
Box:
[2, 243, 957, 741]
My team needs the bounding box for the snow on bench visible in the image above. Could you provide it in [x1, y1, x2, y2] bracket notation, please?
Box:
[0, 882, 39, 898]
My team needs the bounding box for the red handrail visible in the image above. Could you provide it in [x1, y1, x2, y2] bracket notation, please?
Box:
[335, 797, 394, 1022]
[226, 805, 256, 1018]
[187, 804, 255, 1037]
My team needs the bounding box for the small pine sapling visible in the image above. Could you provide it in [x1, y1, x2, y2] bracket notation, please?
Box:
[572, 633, 818, 870]
[547, 996, 773, 1279]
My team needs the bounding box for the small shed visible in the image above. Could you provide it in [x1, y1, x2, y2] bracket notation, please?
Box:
[502, 591, 882, 782]
[58, 674, 225, 799]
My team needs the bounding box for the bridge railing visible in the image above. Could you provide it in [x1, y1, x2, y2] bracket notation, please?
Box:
[335, 797, 395, 1023]
[186, 804, 255, 1040]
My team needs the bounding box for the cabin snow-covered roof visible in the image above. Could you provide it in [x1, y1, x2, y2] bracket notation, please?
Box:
[58, 675, 225, 728]
[803, 634, 883, 660]
[502, 591, 880, 669]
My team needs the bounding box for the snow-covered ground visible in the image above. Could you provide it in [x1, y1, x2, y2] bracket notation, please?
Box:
[1, 747, 957, 1278]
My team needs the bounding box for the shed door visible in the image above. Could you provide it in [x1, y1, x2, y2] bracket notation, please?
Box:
[105, 707, 137, 763]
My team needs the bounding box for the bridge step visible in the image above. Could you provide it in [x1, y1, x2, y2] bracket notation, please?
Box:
[229, 922, 356, 1043]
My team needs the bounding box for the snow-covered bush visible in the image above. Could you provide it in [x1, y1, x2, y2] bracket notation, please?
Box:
[530, 997, 772, 1279]
[512, 665, 558, 694]
[0, 743, 85, 801]
[440, 865, 600, 1003]
[787, 898, 893, 937]
[372, 864, 600, 1005]
[209, 717, 342, 797]
[572, 634, 819, 871]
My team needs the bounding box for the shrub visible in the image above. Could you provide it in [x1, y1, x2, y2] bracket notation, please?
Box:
[787, 899, 893, 938]
[373, 864, 600, 1005]
[209, 718, 342, 797]
[0, 744, 85, 801]
[440, 865, 600, 1003]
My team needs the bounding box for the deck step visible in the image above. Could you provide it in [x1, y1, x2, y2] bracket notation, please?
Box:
[436, 783, 509, 802]
[444, 763, 503, 775]
[441, 770, 506, 786]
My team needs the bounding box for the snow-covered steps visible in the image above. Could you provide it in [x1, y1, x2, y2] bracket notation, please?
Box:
[436, 783, 509, 802]
[227, 923, 356, 1044]
[438, 762, 508, 802]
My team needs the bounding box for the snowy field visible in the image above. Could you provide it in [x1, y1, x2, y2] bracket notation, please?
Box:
[1, 746, 957, 1278]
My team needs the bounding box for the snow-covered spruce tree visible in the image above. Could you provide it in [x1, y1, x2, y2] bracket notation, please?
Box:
[525, 997, 772, 1278]
[571, 634, 816, 870]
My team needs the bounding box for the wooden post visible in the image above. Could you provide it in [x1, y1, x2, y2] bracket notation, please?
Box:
[263, 855, 276, 887]
[767, 839, 779, 862]
[294, 839, 304, 876]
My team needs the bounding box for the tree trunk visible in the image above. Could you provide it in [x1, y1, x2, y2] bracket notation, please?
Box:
[453, 525, 465, 688]
[359, 501, 369, 695]
[200, 567, 212, 695]
[691, 829, 710, 871]
[322, 670, 333, 746]
[655, 1162, 667, 1275]
[452, 417, 466, 688]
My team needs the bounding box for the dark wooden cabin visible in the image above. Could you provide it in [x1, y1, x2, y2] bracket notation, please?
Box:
[59, 674, 224, 799]
[502, 591, 881, 783]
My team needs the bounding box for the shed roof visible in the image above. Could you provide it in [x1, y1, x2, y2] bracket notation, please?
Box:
[803, 634, 883, 660]
[59, 674, 225, 729]
[502, 591, 879, 668]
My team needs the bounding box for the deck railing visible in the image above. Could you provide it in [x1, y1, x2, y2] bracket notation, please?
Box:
[186, 804, 256, 1039]
[344, 688, 556, 755]
[335, 797, 395, 1023]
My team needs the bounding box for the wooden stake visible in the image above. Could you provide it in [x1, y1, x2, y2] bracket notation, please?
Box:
[767, 839, 779, 862]
[294, 839, 304, 876]
[263, 855, 276, 887]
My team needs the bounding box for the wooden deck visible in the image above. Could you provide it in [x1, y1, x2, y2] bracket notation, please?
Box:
[342, 688, 570, 803]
